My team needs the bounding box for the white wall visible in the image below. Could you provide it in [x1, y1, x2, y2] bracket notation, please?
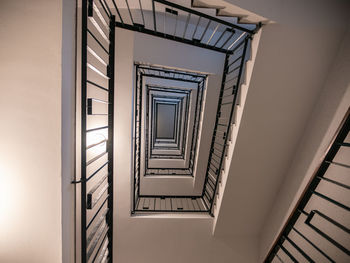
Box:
[259, 21, 350, 261]
[212, 0, 350, 242]
[114, 27, 259, 263]
[0, 0, 63, 262]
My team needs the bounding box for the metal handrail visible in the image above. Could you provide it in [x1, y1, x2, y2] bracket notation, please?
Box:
[264, 108, 350, 262]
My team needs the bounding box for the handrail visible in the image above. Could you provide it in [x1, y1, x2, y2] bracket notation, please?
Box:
[264, 107, 350, 262]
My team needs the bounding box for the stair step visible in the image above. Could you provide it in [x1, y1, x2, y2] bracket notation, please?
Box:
[191, 0, 264, 25]
[191, 0, 225, 10]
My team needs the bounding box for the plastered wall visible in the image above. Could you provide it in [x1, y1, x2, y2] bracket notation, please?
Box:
[0, 0, 63, 262]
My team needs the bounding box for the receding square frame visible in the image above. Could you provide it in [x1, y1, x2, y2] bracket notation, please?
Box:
[154, 103, 177, 140]
[147, 86, 191, 160]
[146, 85, 192, 167]
[133, 64, 207, 189]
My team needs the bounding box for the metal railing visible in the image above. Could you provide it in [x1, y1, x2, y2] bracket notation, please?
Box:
[202, 36, 250, 213]
[112, 0, 258, 54]
[74, 0, 115, 261]
[265, 109, 350, 262]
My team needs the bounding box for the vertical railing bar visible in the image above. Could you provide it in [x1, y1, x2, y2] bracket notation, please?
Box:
[173, 8, 178, 37]
[312, 191, 350, 211]
[111, 0, 124, 24]
[86, 209, 108, 247]
[199, 20, 211, 42]
[206, 24, 219, 45]
[326, 160, 350, 168]
[87, 46, 108, 67]
[138, 0, 145, 26]
[124, 0, 135, 25]
[292, 227, 335, 262]
[228, 31, 246, 50]
[98, 0, 111, 18]
[219, 30, 235, 49]
[92, 2, 109, 30]
[182, 13, 191, 39]
[214, 28, 229, 47]
[87, 29, 109, 54]
[100, 0, 112, 17]
[275, 253, 284, 263]
[306, 221, 350, 255]
[91, 229, 109, 262]
[317, 176, 350, 189]
[278, 244, 298, 263]
[192, 16, 201, 39]
[87, 196, 109, 229]
[152, 0, 157, 31]
[283, 235, 315, 262]
[136, 195, 141, 210]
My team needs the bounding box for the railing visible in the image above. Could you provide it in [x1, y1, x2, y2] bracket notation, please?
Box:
[265, 109, 350, 262]
[112, 0, 258, 54]
[203, 36, 250, 213]
[74, 0, 115, 262]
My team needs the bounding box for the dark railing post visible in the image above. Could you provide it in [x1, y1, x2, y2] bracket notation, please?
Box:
[107, 14, 115, 263]
[81, 0, 88, 261]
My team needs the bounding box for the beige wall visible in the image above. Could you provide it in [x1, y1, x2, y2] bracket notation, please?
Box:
[213, 0, 350, 243]
[259, 21, 350, 260]
[0, 0, 63, 262]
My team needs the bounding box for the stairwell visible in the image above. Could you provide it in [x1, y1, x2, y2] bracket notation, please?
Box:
[211, 29, 262, 226]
